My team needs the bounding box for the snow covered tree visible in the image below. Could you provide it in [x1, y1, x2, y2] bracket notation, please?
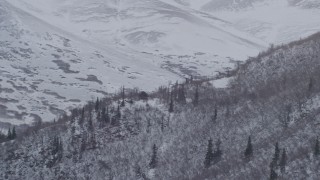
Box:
[88, 111, 94, 132]
[0, 132, 6, 142]
[101, 107, 110, 125]
[139, 91, 148, 101]
[204, 138, 214, 168]
[269, 163, 278, 180]
[79, 107, 85, 125]
[121, 86, 125, 107]
[177, 85, 186, 104]
[271, 142, 280, 167]
[279, 148, 287, 173]
[116, 104, 121, 119]
[7, 128, 11, 140]
[212, 139, 222, 163]
[149, 144, 158, 169]
[212, 107, 218, 123]
[193, 86, 199, 106]
[95, 97, 100, 112]
[169, 98, 174, 113]
[97, 110, 101, 123]
[161, 116, 165, 132]
[11, 126, 16, 139]
[244, 136, 253, 160]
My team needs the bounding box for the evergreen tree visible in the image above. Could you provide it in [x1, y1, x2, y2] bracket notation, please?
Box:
[105, 107, 110, 124]
[193, 86, 199, 106]
[101, 107, 108, 125]
[161, 116, 165, 132]
[79, 107, 85, 125]
[270, 163, 278, 180]
[97, 110, 101, 122]
[244, 136, 253, 159]
[204, 138, 214, 168]
[7, 127, 11, 140]
[271, 142, 280, 167]
[213, 139, 222, 163]
[314, 137, 319, 156]
[116, 104, 121, 119]
[0, 132, 6, 142]
[12, 126, 16, 139]
[88, 111, 94, 132]
[95, 98, 100, 112]
[212, 107, 218, 123]
[149, 144, 158, 169]
[121, 86, 125, 107]
[169, 97, 174, 113]
[79, 135, 87, 157]
[177, 85, 186, 104]
[57, 137, 63, 160]
[279, 148, 287, 173]
[90, 133, 97, 149]
[51, 136, 60, 155]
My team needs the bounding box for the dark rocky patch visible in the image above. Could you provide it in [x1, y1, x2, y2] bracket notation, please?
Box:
[76, 75, 103, 85]
[52, 60, 79, 74]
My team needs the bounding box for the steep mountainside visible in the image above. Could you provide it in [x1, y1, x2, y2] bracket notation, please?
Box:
[0, 0, 180, 127]
[1, 32, 320, 179]
[1, 0, 320, 128]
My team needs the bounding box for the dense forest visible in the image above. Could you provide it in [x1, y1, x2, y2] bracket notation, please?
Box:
[1, 32, 320, 179]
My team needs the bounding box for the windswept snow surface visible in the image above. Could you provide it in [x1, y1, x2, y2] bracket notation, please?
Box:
[206, 0, 320, 44]
[1, 0, 320, 127]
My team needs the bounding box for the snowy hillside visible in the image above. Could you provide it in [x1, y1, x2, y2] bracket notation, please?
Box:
[1, 32, 320, 179]
[0, 0, 180, 127]
[207, 0, 320, 44]
[1, 0, 320, 127]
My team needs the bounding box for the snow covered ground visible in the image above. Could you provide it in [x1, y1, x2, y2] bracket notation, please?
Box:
[0, 0, 319, 127]
[210, 0, 320, 45]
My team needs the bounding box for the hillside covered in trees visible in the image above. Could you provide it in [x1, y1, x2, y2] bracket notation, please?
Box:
[1, 32, 320, 179]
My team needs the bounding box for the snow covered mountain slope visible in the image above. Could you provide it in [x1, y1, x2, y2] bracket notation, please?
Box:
[205, 0, 320, 44]
[1, 0, 320, 127]
[0, 0, 181, 127]
[0, 0, 267, 127]
[6, 0, 266, 57]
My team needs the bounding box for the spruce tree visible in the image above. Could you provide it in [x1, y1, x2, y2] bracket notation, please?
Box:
[213, 139, 222, 163]
[161, 116, 164, 132]
[169, 98, 174, 113]
[97, 110, 101, 122]
[314, 137, 319, 156]
[95, 98, 100, 112]
[79, 107, 85, 125]
[121, 86, 125, 107]
[212, 108, 218, 123]
[106, 107, 110, 124]
[88, 111, 94, 132]
[12, 126, 16, 139]
[204, 138, 214, 168]
[149, 144, 157, 169]
[177, 85, 186, 104]
[244, 136, 253, 160]
[279, 148, 287, 173]
[101, 107, 106, 121]
[271, 142, 280, 167]
[193, 86, 199, 106]
[270, 163, 278, 180]
[116, 104, 121, 119]
[7, 127, 11, 140]
[58, 137, 63, 160]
